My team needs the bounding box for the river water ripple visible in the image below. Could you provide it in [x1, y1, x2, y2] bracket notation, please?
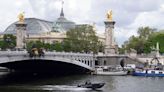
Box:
[0, 72, 163, 92]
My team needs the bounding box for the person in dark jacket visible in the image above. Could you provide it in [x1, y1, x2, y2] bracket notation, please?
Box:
[120, 58, 125, 70]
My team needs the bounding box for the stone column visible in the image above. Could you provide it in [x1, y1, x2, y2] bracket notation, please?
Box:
[156, 42, 160, 57]
[15, 23, 27, 49]
[104, 21, 116, 55]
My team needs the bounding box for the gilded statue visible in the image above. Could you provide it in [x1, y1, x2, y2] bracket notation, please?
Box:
[18, 12, 25, 23]
[107, 10, 112, 21]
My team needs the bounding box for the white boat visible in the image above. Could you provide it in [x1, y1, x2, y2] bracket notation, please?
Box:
[94, 66, 127, 76]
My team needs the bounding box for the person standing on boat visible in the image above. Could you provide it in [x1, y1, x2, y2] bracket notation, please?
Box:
[120, 58, 125, 70]
[145, 69, 148, 74]
[85, 81, 91, 85]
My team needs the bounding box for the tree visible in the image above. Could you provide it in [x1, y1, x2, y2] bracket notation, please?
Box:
[44, 43, 51, 51]
[63, 25, 102, 53]
[63, 40, 71, 52]
[121, 26, 156, 54]
[145, 31, 164, 53]
[137, 26, 156, 39]
[26, 41, 44, 51]
[26, 40, 64, 52]
[1, 34, 16, 49]
[51, 42, 63, 51]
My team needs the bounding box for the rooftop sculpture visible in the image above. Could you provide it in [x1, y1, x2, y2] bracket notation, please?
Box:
[107, 10, 112, 21]
[18, 12, 25, 23]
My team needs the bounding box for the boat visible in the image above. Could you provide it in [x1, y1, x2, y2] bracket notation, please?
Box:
[133, 69, 164, 77]
[133, 54, 164, 77]
[94, 66, 127, 76]
[77, 82, 105, 89]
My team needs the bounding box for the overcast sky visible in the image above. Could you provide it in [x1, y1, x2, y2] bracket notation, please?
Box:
[0, 0, 164, 46]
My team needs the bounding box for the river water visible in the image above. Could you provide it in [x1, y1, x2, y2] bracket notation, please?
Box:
[0, 72, 164, 92]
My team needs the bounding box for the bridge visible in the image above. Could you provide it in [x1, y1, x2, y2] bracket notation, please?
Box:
[0, 50, 157, 74]
[0, 51, 95, 74]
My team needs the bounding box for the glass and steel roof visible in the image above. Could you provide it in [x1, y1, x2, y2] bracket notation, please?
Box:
[4, 17, 76, 34]
[4, 18, 53, 35]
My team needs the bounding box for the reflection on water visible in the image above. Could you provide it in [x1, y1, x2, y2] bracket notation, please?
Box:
[0, 71, 164, 92]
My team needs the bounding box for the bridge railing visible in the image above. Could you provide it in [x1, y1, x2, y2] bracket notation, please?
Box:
[0, 51, 93, 56]
[45, 52, 93, 56]
[0, 51, 27, 56]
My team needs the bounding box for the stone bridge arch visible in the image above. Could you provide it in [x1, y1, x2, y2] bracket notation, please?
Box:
[0, 51, 94, 74]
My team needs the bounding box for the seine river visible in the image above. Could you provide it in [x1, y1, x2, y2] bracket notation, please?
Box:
[0, 72, 164, 92]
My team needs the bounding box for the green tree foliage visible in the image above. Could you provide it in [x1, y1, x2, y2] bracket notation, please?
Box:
[121, 26, 157, 54]
[53, 42, 63, 51]
[26, 41, 64, 51]
[63, 25, 103, 53]
[26, 41, 44, 51]
[62, 40, 71, 52]
[137, 27, 156, 39]
[0, 34, 16, 49]
[121, 27, 164, 54]
[145, 31, 164, 53]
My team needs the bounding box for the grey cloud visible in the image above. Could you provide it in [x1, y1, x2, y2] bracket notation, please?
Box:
[113, 0, 161, 12]
[29, 0, 60, 21]
[93, 0, 162, 12]
[89, 0, 163, 28]
[29, 0, 92, 23]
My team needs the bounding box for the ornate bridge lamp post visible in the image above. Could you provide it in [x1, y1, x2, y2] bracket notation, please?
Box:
[104, 10, 117, 55]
